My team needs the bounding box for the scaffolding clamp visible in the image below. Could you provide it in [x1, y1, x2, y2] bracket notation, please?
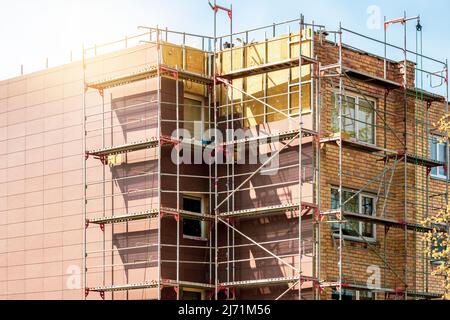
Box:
[208, 2, 232, 20]
[394, 288, 406, 295]
[85, 219, 90, 229]
[160, 208, 180, 222]
[84, 288, 90, 298]
[313, 281, 325, 294]
[160, 65, 179, 81]
[100, 223, 105, 232]
[215, 76, 232, 88]
[160, 135, 180, 146]
[384, 18, 406, 29]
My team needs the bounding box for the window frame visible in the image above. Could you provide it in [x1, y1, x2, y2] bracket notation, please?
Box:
[183, 94, 206, 142]
[331, 289, 376, 300]
[430, 135, 448, 180]
[429, 223, 448, 265]
[331, 187, 377, 242]
[331, 91, 377, 145]
[181, 288, 206, 300]
[182, 195, 208, 241]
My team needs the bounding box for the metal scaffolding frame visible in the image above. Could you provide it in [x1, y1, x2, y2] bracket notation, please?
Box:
[79, 2, 449, 300]
[317, 15, 449, 300]
[82, 27, 217, 300]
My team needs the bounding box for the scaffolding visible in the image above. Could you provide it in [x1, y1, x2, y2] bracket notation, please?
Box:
[317, 15, 449, 300]
[81, 3, 449, 300]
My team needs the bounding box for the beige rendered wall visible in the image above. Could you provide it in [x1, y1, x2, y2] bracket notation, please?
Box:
[0, 60, 85, 300]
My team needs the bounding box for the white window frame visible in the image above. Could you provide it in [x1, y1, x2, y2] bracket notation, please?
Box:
[332, 91, 377, 146]
[182, 195, 208, 241]
[184, 94, 206, 142]
[331, 187, 377, 242]
[430, 135, 448, 180]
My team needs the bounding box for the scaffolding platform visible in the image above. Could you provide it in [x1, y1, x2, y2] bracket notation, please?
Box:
[161, 280, 215, 289]
[339, 211, 432, 233]
[221, 128, 317, 148]
[220, 276, 315, 288]
[387, 152, 446, 168]
[342, 66, 402, 90]
[85, 137, 209, 162]
[406, 291, 442, 299]
[87, 209, 160, 226]
[219, 202, 317, 219]
[86, 138, 160, 158]
[89, 281, 159, 293]
[86, 207, 214, 226]
[406, 87, 446, 103]
[341, 67, 445, 103]
[320, 136, 398, 155]
[161, 207, 215, 221]
[220, 56, 317, 80]
[87, 64, 213, 91]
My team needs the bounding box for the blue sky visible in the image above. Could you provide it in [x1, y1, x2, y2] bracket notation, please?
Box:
[0, 0, 449, 83]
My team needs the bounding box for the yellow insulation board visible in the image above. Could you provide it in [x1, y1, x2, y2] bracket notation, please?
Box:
[218, 29, 313, 127]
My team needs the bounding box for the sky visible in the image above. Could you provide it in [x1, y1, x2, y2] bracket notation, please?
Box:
[0, 0, 449, 84]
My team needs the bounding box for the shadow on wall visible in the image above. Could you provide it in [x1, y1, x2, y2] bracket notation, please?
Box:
[113, 230, 158, 272]
[112, 92, 158, 135]
[226, 144, 314, 212]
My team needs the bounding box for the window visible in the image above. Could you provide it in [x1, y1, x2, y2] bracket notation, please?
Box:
[331, 93, 375, 144]
[184, 97, 206, 141]
[430, 136, 448, 179]
[182, 289, 204, 300]
[332, 289, 376, 300]
[331, 188, 376, 241]
[430, 225, 447, 265]
[183, 196, 206, 239]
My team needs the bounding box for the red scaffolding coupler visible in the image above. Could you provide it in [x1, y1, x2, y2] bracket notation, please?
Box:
[99, 291, 105, 300]
[210, 3, 232, 20]
[394, 288, 406, 294]
[215, 76, 232, 87]
[84, 288, 90, 298]
[160, 66, 179, 81]
[384, 18, 406, 29]
[313, 281, 325, 294]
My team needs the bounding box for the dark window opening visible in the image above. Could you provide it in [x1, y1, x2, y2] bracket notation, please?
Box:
[332, 289, 355, 300]
[183, 197, 203, 238]
[182, 290, 202, 300]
